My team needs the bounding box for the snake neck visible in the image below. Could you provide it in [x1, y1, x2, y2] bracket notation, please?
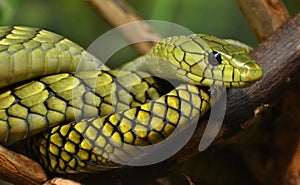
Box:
[122, 54, 197, 86]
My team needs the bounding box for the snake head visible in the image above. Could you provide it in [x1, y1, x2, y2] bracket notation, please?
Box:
[199, 34, 263, 88]
[150, 34, 263, 88]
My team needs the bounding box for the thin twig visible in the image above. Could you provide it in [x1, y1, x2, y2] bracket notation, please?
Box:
[182, 174, 195, 185]
[86, 0, 162, 54]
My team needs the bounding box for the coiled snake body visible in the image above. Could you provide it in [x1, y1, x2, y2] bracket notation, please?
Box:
[0, 26, 262, 173]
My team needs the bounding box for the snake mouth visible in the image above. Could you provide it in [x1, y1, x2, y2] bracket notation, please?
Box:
[222, 65, 263, 88]
[227, 69, 263, 88]
[209, 79, 256, 88]
[195, 70, 263, 88]
[227, 68, 263, 88]
[187, 67, 263, 88]
[227, 80, 255, 88]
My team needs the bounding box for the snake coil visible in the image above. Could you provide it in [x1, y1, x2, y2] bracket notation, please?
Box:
[0, 26, 262, 173]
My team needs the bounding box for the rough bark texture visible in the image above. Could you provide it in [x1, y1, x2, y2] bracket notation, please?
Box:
[235, 0, 290, 41]
[232, 1, 300, 185]
[0, 145, 47, 185]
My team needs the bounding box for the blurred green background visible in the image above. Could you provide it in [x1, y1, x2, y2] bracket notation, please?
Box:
[0, 1, 299, 184]
[0, 0, 299, 68]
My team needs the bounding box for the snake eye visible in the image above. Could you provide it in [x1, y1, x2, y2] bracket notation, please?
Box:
[208, 51, 222, 66]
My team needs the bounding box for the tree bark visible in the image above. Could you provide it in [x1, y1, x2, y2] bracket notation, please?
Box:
[235, 0, 290, 41]
[0, 145, 47, 185]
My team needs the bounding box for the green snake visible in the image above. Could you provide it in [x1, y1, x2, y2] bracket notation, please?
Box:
[0, 26, 262, 173]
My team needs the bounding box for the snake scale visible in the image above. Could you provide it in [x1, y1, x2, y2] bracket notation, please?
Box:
[0, 26, 262, 173]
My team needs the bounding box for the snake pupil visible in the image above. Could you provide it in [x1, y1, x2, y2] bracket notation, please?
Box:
[208, 51, 222, 66]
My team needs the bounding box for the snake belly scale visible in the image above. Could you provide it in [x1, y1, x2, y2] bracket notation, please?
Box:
[0, 26, 262, 173]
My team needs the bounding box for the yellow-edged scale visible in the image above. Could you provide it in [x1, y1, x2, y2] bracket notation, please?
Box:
[0, 26, 262, 173]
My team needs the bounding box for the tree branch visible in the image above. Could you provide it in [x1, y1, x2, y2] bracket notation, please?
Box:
[86, 0, 161, 54]
[172, 10, 300, 164]
[232, 2, 300, 185]
[0, 145, 47, 185]
[235, 0, 290, 41]
[77, 10, 300, 185]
